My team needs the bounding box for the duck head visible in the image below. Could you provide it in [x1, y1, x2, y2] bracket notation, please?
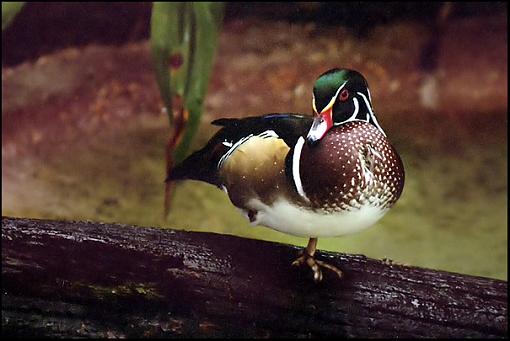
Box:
[306, 68, 385, 146]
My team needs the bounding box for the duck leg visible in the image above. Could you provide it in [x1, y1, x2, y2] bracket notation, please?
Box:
[292, 237, 343, 282]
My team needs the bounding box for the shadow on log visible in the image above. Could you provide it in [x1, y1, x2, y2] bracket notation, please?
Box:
[1, 217, 507, 338]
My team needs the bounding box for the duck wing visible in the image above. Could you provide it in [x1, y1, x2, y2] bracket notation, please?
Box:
[167, 113, 312, 186]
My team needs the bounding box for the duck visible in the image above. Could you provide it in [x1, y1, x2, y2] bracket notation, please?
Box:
[167, 68, 405, 282]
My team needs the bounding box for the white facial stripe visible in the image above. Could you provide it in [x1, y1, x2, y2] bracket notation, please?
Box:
[371, 114, 385, 135]
[312, 94, 318, 114]
[349, 97, 360, 121]
[292, 136, 310, 202]
[334, 97, 359, 126]
[357, 92, 386, 136]
[320, 81, 348, 114]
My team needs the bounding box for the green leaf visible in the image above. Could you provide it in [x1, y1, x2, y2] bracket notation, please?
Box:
[150, 2, 224, 163]
[174, 2, 225, 163]
[150, 2, 185, 123]
[2, 2, 24, 31]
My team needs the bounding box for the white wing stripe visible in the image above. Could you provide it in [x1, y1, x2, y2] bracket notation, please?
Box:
[217, 134, 253, 169]
[217, 130, 280, 169]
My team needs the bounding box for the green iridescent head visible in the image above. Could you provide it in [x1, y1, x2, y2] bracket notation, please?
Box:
[307, 68, 385, 145]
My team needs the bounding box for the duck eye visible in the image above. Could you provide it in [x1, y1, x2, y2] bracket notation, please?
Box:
[339, 89, 349, 102]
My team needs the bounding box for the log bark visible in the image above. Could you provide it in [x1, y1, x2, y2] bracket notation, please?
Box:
[1, 216, 507, 338]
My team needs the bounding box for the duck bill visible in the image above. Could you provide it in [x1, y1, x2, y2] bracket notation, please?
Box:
[306, 107, 333, 146]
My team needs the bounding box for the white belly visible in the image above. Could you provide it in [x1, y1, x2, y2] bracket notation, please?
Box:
[245, 197, 388, 238]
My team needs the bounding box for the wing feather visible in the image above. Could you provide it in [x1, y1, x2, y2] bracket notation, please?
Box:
[167, 114, 312, 186]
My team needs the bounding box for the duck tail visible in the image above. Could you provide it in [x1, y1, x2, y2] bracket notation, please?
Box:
[165, 148, 219, 186]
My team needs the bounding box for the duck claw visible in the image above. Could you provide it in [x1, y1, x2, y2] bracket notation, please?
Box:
[292, 253, 342, 283]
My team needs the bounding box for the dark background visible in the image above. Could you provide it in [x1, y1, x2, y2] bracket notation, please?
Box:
[2, 2, 507, 67]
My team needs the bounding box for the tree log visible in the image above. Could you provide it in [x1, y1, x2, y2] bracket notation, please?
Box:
[1, 216, 507, 338]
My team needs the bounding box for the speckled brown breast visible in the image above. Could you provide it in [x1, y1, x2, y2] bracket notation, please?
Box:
[299, 121, 404, 212]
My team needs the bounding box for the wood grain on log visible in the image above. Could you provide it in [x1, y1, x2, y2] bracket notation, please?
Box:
[1, 217, 507, 338]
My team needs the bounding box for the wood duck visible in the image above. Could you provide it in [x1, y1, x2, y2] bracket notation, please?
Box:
[168, 68, 405, 282]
